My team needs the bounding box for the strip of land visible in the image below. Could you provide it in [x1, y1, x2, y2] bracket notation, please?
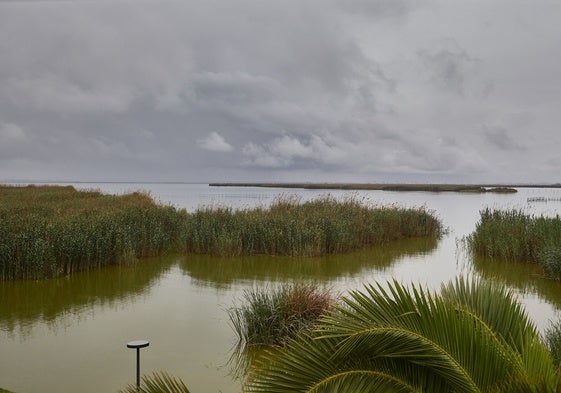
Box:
[208, 183, 543, 193]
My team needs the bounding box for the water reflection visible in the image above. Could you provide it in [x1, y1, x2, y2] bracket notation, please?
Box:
[179, 237, 438, 289]
[472, 255, 561, 310]
[0, 255, 175, 336]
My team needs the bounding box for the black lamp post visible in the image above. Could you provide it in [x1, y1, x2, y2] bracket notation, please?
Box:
[127, 339, 150, 389]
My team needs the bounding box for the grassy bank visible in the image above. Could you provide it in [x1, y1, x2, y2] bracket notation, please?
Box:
[467, 208, 561, 279]
[1, 186, 442, 280]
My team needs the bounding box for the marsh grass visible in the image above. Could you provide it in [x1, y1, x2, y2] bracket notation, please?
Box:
[0, 185, 186, 280]
[1, 187, 442, 281]
[184, 195, 442, 257]
[228, 282, 334, 347]
[467, 208, 561, 280]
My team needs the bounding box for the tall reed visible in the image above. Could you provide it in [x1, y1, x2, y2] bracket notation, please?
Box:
[467, 208, 561, 279]
[0, 186, 186, 280]
[183, 195, 442, 257]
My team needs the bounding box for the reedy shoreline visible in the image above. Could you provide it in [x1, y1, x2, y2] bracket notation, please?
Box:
[0, 186, 442, 281]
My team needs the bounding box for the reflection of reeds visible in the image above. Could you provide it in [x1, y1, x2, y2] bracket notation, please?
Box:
[467, 208, 561, 280]
[180, 237, 439, 288]
[0, 254, 175, 334]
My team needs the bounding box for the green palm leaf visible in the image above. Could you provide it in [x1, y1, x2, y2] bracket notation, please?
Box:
[119, 371, 190, 393]
[244, 277, 559, 393]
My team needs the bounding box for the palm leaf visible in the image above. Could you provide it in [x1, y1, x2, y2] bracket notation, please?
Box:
[244, 277, 560, 393]
[119, 371, 190, 393]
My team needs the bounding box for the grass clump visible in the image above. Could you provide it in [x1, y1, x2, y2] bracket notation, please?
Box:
[0, 185, 187, 280]
[229, 282, 333, 347]
[467, 208, 561, 279]
[184, 195, 442, 257]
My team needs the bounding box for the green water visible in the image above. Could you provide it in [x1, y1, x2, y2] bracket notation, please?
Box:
[0, 238, 437, 393]
[2, 184, 561, 392]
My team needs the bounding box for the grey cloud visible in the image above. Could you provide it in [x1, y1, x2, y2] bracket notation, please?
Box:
[1, 0, 560, 183]
[189, 72, 283, 108]
[418, 41, 480, 96]
[3, 75, 134, 114]
[239, 127, 488, 178]
[242, 134, 348, 169]
[0, 122, 26, 141]
[197, 132, 234, 152]
[336, 0, 423, 19]
[0, 122, 29, 160]
[483, 126, 525, 152]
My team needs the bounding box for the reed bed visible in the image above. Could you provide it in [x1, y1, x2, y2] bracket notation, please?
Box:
[183, 195, 442, 257]
[467, 208, 561, 279]
[0, 185, 186, 280]
[1, 187, 442, 281]
[228, 282, 334, 347]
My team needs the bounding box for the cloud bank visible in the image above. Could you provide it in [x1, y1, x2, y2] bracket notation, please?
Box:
[0, 0, 560, 183]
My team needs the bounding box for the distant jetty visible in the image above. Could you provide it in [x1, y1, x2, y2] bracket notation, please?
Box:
[527, 197, 561, 202]
[209, 183, 523, 193]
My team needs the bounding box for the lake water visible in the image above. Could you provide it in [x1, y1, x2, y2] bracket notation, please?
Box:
[2, 183, 561, 393]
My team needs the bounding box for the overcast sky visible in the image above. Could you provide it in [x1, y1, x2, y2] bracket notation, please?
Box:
[1, 0, 560, 183]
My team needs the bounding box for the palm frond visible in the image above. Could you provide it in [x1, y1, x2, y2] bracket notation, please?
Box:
[244, 277, 560, 393]
[119, 371, 190, 393]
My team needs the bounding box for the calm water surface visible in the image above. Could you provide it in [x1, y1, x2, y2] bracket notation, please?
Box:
[2, 183, 561, 393]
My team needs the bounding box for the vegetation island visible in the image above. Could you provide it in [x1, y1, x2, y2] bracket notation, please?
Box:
[209, 182, 527, 193]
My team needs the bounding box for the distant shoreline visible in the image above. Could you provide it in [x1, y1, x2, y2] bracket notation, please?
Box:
[208, 183, 561, 193]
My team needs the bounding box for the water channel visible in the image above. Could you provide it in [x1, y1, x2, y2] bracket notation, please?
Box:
[2, 183, 561, 393]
